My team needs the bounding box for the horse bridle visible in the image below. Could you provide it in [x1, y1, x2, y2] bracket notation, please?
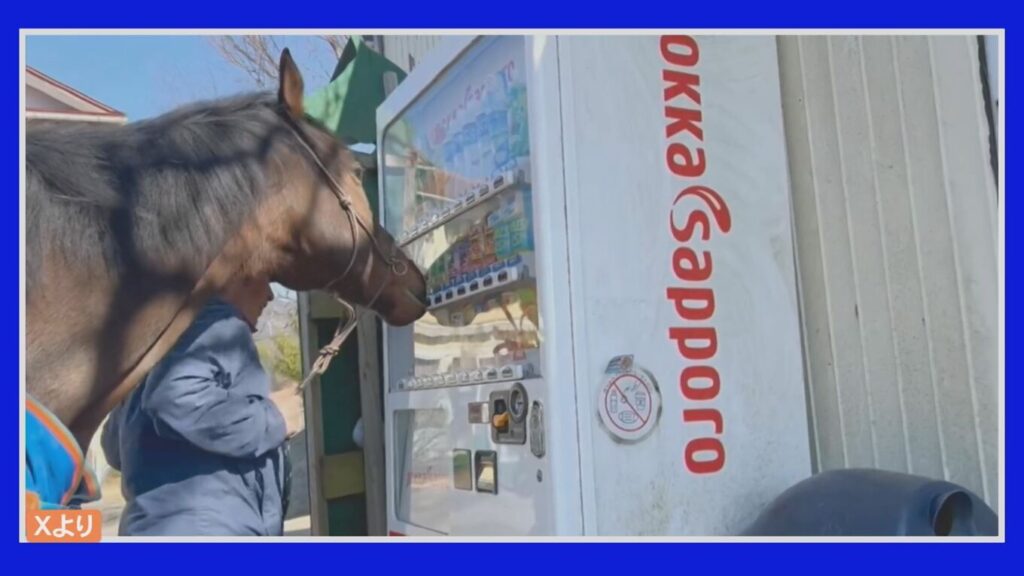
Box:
[282, 115, 411, 392]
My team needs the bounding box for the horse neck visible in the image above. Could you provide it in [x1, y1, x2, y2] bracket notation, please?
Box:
[28, 224, 265, 453]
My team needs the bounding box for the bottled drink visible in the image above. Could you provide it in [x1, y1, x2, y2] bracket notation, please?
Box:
[465, 118, 481, 189]
[482, 228, 497, 266]
[476, 110, 493, 183]
[452, 120, 468, 198]
[488, 70, 511, 173]
[507, 83, 529, 161]
[493, 220, 512, 261]
[443, 136, 459, 198]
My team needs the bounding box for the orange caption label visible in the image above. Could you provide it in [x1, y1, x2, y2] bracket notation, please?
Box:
[27, 509, 102, 543]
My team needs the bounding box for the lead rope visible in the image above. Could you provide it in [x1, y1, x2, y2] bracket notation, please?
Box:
[297, 299, 358, 393]
[296, 268, 394, 394]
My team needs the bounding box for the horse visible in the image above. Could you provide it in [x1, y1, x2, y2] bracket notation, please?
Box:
[25, 49, 427, 505]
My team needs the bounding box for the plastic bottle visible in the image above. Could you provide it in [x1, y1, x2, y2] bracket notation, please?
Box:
[494, 220, 512, 262]
[451, 116, 468, 199]
[476, 84, 494, 183]
[462, 96, 482, 190]
[443, 133, 459, 199]
[488, 70, 511, 176]
[507, 82, 529, 164]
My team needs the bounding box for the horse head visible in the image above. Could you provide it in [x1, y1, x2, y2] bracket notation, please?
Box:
[256, 49, 427, 326]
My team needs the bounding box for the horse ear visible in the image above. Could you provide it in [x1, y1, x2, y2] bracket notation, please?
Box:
[278, 48, 304, 118]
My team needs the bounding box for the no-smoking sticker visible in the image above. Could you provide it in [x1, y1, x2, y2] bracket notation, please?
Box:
[598, 371, 661, 442]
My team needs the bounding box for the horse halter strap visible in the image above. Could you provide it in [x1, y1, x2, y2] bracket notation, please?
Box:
[282, 116, 408, 392]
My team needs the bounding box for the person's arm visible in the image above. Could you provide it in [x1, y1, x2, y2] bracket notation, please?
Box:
[140, 314, 288, 460]
[99, 403, 123, 472]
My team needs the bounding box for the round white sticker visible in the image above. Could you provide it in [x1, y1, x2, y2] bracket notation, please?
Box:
[598, 371, 661, 442]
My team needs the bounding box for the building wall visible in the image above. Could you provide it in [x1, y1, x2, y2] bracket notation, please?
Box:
[778, 35, 999, 508]
[380, 35, 445, 72]
[379, 34, 1001, 509]
[27, 85, 75, 112]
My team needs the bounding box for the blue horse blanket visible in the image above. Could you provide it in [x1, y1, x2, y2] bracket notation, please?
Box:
[25, 395, 100, 510]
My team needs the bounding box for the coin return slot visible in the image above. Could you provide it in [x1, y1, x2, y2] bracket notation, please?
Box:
[474, 451, 497, 494]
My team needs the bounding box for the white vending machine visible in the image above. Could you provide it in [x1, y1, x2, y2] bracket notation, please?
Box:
[378, 35, 812, 536]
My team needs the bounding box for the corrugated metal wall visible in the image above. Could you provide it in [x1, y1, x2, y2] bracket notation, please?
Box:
[380, 35, 444, 72]
[778, 35, 999, 508]
[378, 34, 1001, 510]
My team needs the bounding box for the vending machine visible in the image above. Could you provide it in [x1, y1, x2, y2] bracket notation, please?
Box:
[377, 35, 812, 536]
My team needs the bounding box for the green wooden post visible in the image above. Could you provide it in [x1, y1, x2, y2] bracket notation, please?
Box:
[303, 36, 405, 536]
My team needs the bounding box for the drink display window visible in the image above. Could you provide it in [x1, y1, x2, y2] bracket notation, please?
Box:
[382, 36, 540, 391]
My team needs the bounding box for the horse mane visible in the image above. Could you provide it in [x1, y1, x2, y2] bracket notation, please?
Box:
[26, 91, 314, 291]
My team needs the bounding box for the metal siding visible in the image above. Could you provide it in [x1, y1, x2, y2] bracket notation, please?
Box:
[382, 35, 444, 72]
[779, 36, 998, 508]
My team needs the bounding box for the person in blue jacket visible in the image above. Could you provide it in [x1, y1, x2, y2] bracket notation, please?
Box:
[101, 275, 306, 536]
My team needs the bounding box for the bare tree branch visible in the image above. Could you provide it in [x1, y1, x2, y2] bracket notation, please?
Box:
[209, 35, 349, 89]
[319, 35, 347, 59]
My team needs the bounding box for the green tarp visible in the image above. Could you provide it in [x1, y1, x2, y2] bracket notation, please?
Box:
[305, 35, 407, 146]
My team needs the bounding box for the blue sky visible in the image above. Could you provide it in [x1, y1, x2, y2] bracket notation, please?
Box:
[26, 35, 340, 121]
